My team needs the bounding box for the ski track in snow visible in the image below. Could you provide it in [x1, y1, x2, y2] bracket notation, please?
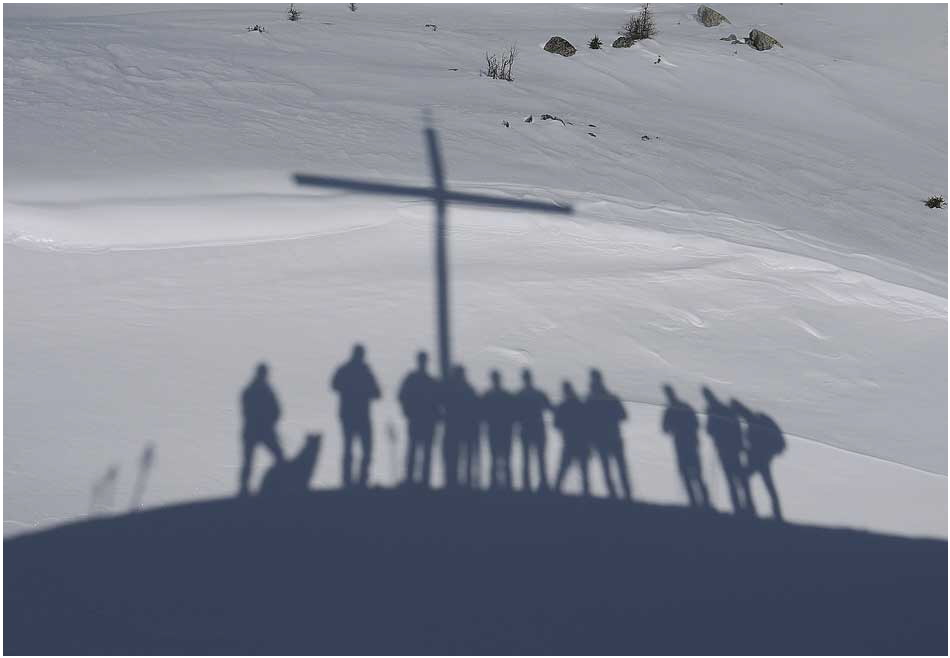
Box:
[789, 318, 829, 341]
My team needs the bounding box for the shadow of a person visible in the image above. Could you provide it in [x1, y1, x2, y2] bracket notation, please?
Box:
[442, 364, 479, 490]
[459, 372, 483, 490]
[482, 370, 516, 491]
[331, 344, 381, 488]
[397, 351, 442, 489]
[553, 381, 591, 496]
[661, 385, 709, 509]
[515, 368, 552, 492]
[587, 369, 632, 500]
[239, 363, 285, 496]
[701, 386, 752, 516]
[731, 400, 785, 521]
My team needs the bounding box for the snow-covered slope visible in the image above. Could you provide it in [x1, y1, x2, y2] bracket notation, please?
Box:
[3, 4, 947, 537]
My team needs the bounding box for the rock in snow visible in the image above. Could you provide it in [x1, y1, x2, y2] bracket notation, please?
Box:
[747, 28, 784, 50]
[697, 5, 730, 27]
[612, 35, 636, 48]
[543, 36, 576, 57]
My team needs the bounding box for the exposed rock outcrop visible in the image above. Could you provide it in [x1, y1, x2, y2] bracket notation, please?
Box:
[697, 5, 730, 27]
[543, 36, 576, 57]
[747, 28, 783, 50]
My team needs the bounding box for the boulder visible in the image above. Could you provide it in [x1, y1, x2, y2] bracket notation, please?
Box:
[543, 36, 576, 57]
[697, 5, 730, 27]
[747, 28, 783, 50]
[612, 36, 636, 48]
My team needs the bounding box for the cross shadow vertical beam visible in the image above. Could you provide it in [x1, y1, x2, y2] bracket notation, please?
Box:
[425, 127, 451, 382]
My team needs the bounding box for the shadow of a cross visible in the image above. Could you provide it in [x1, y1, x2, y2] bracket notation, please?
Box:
[294, 125, 573, 381]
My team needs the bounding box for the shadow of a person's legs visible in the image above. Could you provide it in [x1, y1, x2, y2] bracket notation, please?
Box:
[358, 428, 372, 486]
[537, 439, 550, 490]
[239, 440, 255, 497]
[580, 458, 591, 497]
[597, 448, 617, 498]
[342, 428, 355, 488]
[421, 438, 433, 488]
[614, 448, 633, 500]
[680, 467, 698, 507]
[694, 471, 710, 508]
[404, 431, 418, 485]
[759, 462, 783, 520]
[470, 441, 481, 489]
[554, 451, 570, 492]
[522, 440, 532, 491]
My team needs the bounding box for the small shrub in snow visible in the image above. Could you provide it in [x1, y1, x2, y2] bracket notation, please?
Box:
[484, 45, 517, 82]
[246, 24, 266, 33]
[925, 195, 945, 208]
[287, 3, 302, 21]
[485, 53, 499, 78]
[620, 3, 657, 42]
[349, 3, 357, 11]
[589, 35, 603, 49]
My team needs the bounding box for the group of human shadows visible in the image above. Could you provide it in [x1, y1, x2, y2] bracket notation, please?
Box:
[240, 344, 786, 519]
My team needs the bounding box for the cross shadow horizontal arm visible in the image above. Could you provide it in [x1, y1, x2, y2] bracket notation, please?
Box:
[441, 190, 572, 214]
[294, 173, 573, 215]
[293, 174, 436, 200]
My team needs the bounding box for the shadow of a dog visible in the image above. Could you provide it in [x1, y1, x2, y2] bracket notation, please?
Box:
[259, 433, 322, 496]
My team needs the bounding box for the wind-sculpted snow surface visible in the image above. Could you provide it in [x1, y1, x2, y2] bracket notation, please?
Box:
[3, 4, 947, 538]
[4, 4, 946, 289]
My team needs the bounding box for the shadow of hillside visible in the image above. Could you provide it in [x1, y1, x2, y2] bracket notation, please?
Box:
[4, 490, 946, 655]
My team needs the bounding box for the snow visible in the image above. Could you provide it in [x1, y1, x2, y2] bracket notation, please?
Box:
[3, 3, 947, 538]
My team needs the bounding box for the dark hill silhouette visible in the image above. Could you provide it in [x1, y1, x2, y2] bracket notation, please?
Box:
[4, 490, 946, 655]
